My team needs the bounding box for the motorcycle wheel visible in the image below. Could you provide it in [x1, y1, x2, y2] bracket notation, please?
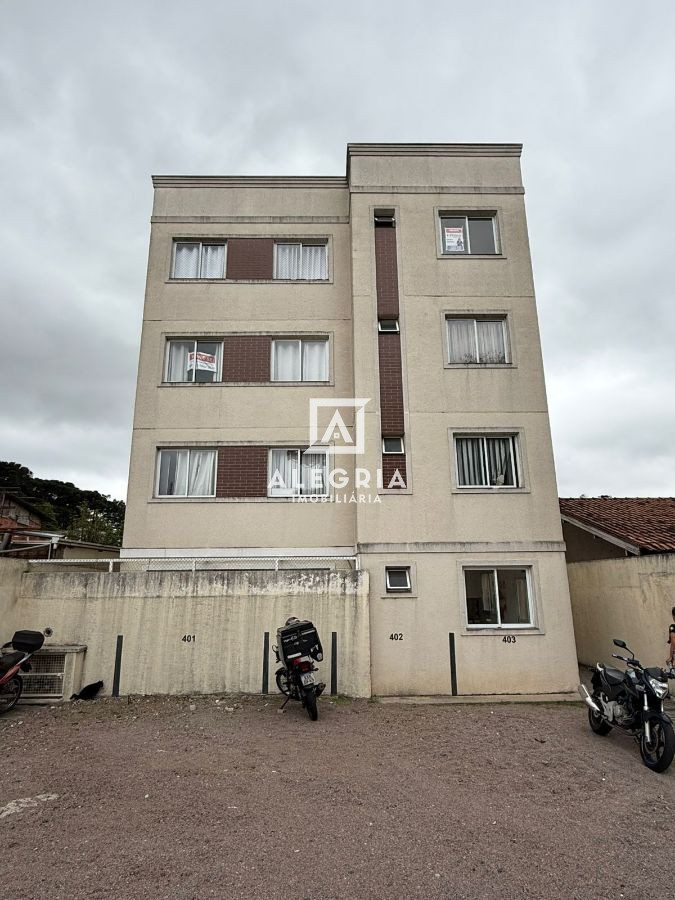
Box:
[588, 703, 612, 735]
[304, 689, 318, 721]
[275, 668, 291, 696]
[0, 676, 22, 715]
[639, 715, 675, 773]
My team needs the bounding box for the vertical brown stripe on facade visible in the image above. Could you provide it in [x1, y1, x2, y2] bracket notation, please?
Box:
[216, 446, 268, 498]
[378, 333, 405, 435]
[374, 225, 400, 318]
[226, 238, 274, 280]
[221, 336, 272, 382]
[381, 454, 407, 489]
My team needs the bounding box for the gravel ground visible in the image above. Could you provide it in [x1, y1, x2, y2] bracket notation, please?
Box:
[1, 695, 673, 900]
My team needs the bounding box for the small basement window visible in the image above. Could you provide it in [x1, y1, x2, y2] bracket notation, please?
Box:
[386, 567, 412, 592]
[378, 320, 400, 333]
[382, 437, 404, 454]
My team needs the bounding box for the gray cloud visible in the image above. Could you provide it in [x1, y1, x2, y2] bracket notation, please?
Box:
[1, 1, 674, 500]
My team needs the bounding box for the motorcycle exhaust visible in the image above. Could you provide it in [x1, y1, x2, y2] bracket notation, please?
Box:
[577, 684, 601, 713]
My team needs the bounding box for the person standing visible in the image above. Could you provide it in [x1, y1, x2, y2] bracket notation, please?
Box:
[667, 606, 675, 670]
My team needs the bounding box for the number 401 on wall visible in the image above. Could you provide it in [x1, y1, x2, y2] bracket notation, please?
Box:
[181, 634, 196, 643]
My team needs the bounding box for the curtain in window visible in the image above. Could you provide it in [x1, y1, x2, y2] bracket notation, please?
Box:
[166, 342, 193, 382]
[269, 449, 299, 496]
[476, 320, 506, 364]
[158, 450, 189, 495]
[273, 341, 301, 381]
[447, 319, 477, 363]
[302, 245, 327, 280]
[498, 569, 530, 624]
[276, 244, 302, 279]
[456, 438, 485, 486]
[485, 438, 516, 486]
[187, 450, 216, 496]
[174, 243, 200, 278]
[302, 341, 328, 381]
[301, 451, 326, 495]
[481, 571, 498, 617]
[200, 244, 224, 278]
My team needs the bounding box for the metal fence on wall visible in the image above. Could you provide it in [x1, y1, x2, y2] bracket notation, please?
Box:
[26, 556, 360, 574]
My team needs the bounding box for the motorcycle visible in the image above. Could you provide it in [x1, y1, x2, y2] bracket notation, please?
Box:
[273, 617, 325, 721]
[0, 630, 46, 714]
[578, 638, 674, 773]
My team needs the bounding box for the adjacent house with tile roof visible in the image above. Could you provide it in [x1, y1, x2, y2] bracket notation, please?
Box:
[560, 497, 675, 561]
[561, 497, 675, 667]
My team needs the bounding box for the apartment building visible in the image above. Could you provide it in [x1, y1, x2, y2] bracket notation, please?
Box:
[123, 143, 579, 696]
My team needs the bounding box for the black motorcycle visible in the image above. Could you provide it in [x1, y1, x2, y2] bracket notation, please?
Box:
[273, 617, 325, 721]
[578, 639, 674, 773]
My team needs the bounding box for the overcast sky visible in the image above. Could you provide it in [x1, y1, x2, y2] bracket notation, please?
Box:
[1, 2, 674, 501]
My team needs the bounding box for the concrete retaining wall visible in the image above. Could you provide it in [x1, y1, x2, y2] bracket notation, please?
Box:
[567, 554, 675, 667]
[1, 564, 371, 698]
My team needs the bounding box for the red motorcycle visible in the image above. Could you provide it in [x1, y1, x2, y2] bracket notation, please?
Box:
[0, 630, 45, 714]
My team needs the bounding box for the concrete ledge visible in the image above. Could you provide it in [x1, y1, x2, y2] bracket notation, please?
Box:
[377, 693, 580, 705]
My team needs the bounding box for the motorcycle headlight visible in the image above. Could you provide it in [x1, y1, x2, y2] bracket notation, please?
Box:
[648, 677, 669, 699]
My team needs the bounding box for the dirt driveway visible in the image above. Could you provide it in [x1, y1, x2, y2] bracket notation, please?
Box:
[1, 695, 672, 900]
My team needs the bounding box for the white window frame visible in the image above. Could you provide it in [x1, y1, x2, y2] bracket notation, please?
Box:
[164, 339, 224, 383]
[273, 242, 328, 281]
[378, 320, 400, 333]
[270, 338, 329, 382]
[267, 447, 330, 498]
[382, 437, 405, 454]
[154, 448, 217, 498]
[446, 317, 509, 365]
[439, 215, 499, 255]
[385, 566, 412, 593]
[454, 434, 520, 489]
[171, 241, 227, 279]
[463, 566, 533, 629]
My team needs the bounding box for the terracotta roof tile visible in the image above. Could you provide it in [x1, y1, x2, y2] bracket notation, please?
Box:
[559, 497, 675, 553]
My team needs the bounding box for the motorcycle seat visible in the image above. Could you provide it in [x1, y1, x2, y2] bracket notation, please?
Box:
[601, 666, 625, 685]
[0, 651, 24, 675]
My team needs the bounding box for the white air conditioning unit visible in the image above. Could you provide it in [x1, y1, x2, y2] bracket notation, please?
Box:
[20, 645, 87, 702]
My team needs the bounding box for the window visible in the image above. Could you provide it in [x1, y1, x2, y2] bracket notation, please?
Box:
[464, 568, 532, 627]
[447, 318, 508, 365]
[274, 243, 328, 280]
[271, 339, 328, 382]
[268, 448, 328, 497]
[385, 566, 411, 592]
[156, 449, 216, 497]
[455, 435, 519, 488]
[172, 242, 226, 279]
[382, 437, 404, 454]
[440, 215, 498, 255]
[165, 340, 222, 383]
[378, 320, 400, 333]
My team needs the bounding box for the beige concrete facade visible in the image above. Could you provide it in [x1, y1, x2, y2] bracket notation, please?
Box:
[121, 144, 578, 697]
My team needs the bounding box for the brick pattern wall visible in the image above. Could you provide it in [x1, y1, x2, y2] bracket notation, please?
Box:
[381, 454, 407, 489]
[221, 336, 271, 382]
[216, 446, 268, 498]
[374, 225, 400, 318]
[374, 220, 406, 489]
[378, 333, 405, 434]
[226, 238, 274, 280]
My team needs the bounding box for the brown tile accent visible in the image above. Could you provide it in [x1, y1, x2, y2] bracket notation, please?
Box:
[378, 333, 405, 435]
[216, 446, 268, 498]
[226, 238, 274, 280]
[381, 454, 407, 490]
[374, 224, 400, 318]
[221, 336, 271, 383]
